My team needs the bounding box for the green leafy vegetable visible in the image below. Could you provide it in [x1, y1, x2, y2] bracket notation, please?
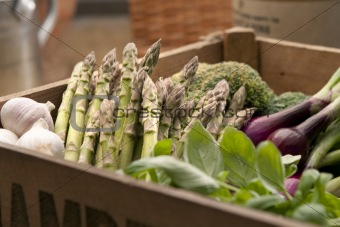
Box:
[124, 156, 219, 194]
[153, 139, 172, 156]
[256, 141, 286, 195]
[219, 126, 257, 187]
[183, 121, 223, 177]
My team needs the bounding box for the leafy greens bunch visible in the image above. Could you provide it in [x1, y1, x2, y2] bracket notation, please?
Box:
[124, 121, 340, 226]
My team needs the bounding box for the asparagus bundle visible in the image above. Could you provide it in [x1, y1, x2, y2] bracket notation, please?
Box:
[54, 61, 84, 141]
[112, 43, 138, 161]
[64, 52, 96, 162]
[155, 77, 168, 108]
[140, 76, 159, 158]
[95, 99, 116, 169]
[118, 68, 147, 168]
[158, 86, 185, 140]
[139, 39, 161, 75]
[206, 80, 230, 138]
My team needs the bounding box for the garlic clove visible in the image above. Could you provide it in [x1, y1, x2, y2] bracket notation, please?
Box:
[1, 97, 55, 137]
[16, 118, 65, 158]
[0, 128, 19, 145]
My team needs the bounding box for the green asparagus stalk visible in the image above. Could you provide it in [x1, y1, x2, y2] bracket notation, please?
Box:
[139, 39, 161, 75]
[86, 49, 118, 123]
[95, 99, 116, 169]
[206, 80, 230, 138]
[54, 61, 84, 142]
[163, 77, 173, 93]
[155, 77, 168, 108]
[89, 70, 99, 95]
[221, 85, 247, 129]
[177, 100, 195, 128]
[119, 68, 147, 168]
[158, 86, 185, 140]
[141, 76, 159, 158]
[113, 43, 138, 163]
[181, 56, 199, 94]
[103, 133, 117, 170]
[64, 52, 96, 162]
[132, 124, 144, 161]
[78, 110, 100, 165]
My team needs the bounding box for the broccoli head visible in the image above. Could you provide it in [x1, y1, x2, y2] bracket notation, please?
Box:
[172, 61, 275, 111]
[268, 92, 309, 114]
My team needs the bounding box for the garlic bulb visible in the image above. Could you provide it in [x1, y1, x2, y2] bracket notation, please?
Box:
[0, 128, 18, 145]
[16, 118, 64, 158]
[1, 97, 55, 137]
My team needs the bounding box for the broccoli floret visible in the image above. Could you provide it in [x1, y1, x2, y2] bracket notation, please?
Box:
[268, 92, 309, 114]
[172, 61, 275, 111]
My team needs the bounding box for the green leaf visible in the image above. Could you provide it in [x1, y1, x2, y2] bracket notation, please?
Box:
[153, 139, 172, 156]
[297, 169, 320, 198]
[246, 195, 285, 210]
[219, 126, 257, 187]
[125, 156, 219, 194]
[281, 154, 301, 165]
[285, 164, 298, 178]
[312, 172, 333, 203]
[291, 203, 328, 226]
[232, 189, 254, 205]
[183, 121, 223, 177]
[256, 141, 285, 194]
[246, 179, 270, 196]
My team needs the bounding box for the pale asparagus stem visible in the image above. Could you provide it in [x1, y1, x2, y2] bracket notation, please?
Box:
[206, 80, 230, 138]
[159, 86, 185, 140]
[141, 76, 159, 158]
[155, 77, 168, 108]
[181, 56, 199, 94]
[64, 52, 96, 162]
[95, 99, 116, 168]
[119, 68, 147, 169]
[218, 108, 257, 142]
[86, 49, 118, 123]
[78, 111, 100, 165]
[103, 134, 116, 170]
[113, 43, 138, 163]
[139, 39, 161, 75]
[54, 61, 84, 142]
[221, 85, 247, 128]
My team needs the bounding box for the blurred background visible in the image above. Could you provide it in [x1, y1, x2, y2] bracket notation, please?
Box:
[1, 0, 339, 96]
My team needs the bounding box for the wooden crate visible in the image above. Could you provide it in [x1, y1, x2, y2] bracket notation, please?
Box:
[0, 27, 339, 227]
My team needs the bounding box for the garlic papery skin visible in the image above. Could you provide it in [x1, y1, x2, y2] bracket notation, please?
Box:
[16, 118, 65, 158]
[0, 97, 55, 137]
[0, 128, 19, 145]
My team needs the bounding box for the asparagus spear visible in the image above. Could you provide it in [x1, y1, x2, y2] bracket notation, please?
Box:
[78, 110, 100, 165]
[163, 77, 173, 93]
[113, 43, 138, 163]
[206, 80, 230, 138]
[54, 61, 84, 142]
[89, 70, 99, 95]
[118, 68, 147, 168]
[155, 77, 168, 108]
[139, 39, 161, 75]
[221, 85, 247, 129]
[64, 52, 96, 162]
[95, 99, 116, 169]
[158, 86, 185, 140]
[86, 49, 118, 123]
[141, 76, 159, 158]
[181, 56, 199, 94]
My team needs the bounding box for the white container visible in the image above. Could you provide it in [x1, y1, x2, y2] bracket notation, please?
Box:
[232, 0, 340, 48]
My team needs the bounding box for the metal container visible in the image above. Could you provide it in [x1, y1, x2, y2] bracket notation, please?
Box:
[0, 0, 57, 95]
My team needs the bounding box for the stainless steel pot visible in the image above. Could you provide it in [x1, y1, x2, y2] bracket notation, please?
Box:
[0, 0, 57, 95]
